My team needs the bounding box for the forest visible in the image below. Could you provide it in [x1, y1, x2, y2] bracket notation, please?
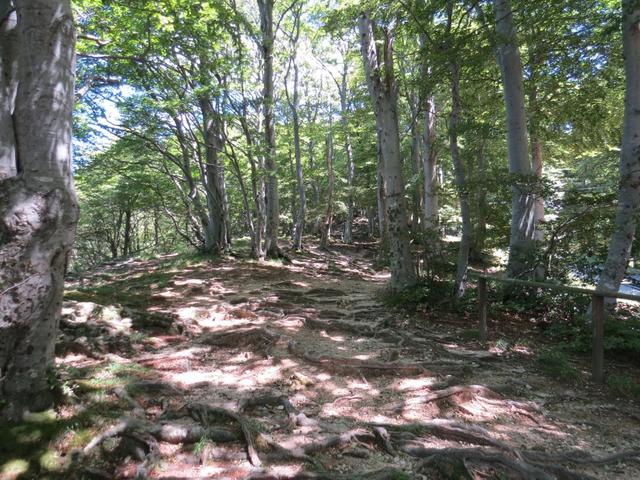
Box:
[1, 0, 640, 478]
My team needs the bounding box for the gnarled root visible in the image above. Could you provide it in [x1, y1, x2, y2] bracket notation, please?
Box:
[287, 340, 431, 377]
[238, 393, 316, 428]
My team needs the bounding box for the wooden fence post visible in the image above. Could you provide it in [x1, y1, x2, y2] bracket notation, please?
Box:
[479, 276, 488, 343]
[591, 294, 605, 384]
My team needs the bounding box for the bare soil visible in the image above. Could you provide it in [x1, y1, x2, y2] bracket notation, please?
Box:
[4, 242, 639, 480]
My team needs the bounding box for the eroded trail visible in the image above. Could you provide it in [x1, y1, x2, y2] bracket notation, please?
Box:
[52, 244, 639, 479]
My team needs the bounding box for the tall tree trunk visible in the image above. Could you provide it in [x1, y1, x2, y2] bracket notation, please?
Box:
[359, 12, 416, 291]
[474, 139, 488, 256]
[446, 5, 472, 298]
[258, 0, 280, 258]
[200, 98, 225, 255]
[528, 49, 546, 279]
[285, 11, 305, 251]
[320, 130, 334, 250]
[409, 93, 423, 234]
[0, 7, 18, 180]
[340, 61, 356, 244]
[494, 0, 536, 279]
[422, 94, 439, 235]
[597, 0, 640, 298]
[0, 0, 78, 421]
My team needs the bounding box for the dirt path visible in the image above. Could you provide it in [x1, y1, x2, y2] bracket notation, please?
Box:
[15, 243, 639, 479]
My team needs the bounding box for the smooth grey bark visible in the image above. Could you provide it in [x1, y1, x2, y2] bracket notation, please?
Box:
[0, 7, 17, 180]
[597, 0, 640, 297]
[494, 0, 536, 278]
[446, 5, 471, 298]
[0, 0, 78, 421]
[474, 139, 488, 256]
[258, 0, 281, 258]
[340, 60, 356, 244]
[320, 130, 334, 250]
[285, 9, 305, 251]
[359, 12, 416, 291]
[422, 95, 439, 235]
[408, 93, 423, 233]
[200, 98, 226, 255]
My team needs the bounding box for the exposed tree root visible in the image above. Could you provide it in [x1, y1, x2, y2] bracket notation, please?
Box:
[411, 447, 556, 480]
[372, 419, 510, 450]
[522, 449, 640, 466]
[187, 402, 263, 466]
[287, 340, 432, 377]
[201, 327, 281, 355]
[238, 393, 316, 427]
[245, 467, 408, 480]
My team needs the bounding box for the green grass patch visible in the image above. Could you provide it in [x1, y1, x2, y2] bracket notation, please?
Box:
[607, 374, 640, 398]
[536, 349, 580, 381]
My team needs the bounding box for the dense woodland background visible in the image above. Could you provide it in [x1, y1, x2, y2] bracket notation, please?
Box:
[72, 0, 628, 286]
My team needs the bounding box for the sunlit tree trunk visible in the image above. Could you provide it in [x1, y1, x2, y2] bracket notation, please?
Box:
[258, 0, 281, 258]
[408, 93, 422, 233]
[359, 12, 416, 291]
[285, 9, 305, 251]
[598, 0, 640, 298]
[494, 0, 536, 279]
[200, 98, 226, 255]
[0, 6, 18, 180]
[447, 4, 471, 298]
[474, 139, 488, 256]
[422, 93, 439, 237]
[0, 0, 78, 420]
[340, 60, 356, 244]
[320, 130, 334, 250]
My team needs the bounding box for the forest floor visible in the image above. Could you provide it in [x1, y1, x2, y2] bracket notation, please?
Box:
[2, 241, 640, 479]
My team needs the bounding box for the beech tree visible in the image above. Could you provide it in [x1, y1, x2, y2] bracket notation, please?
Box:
[359, 11, 416, 291]
[493, 0, 536, 279]
[598, 0, 640, 297]
[0, 0, 78, 420]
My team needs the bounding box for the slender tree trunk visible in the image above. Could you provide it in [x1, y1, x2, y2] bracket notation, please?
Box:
[320, 130, 334, 250]
[258, 0, 280, 258]
[359, 12, 416, 291]
[0, 0, 78, 421]
[340, 61, 356, 244]
[409, 93, 423, 233]
[0, 8, 18, 180]
[199, 98, 225, 255]
[123, 208, 133, 257]
[446, 6, 472, 298]
[597, 0, 640, 298]
[422, 94, 439, 235]
[494, 0, 536, 278]
[285, 13, 305, 250]
[474, 140, 488, 256]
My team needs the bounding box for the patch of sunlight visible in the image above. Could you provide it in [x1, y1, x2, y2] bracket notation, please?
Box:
[2, 459, 29, 477]
[330, 387, 351, 396]
[315, 373, 331, 381]
[169, 370, 213, 386]
[23, 409, 57, 424]
[511, 344, 534, 355]
[173, 278, 205, 286]
[353, 354, 373, 360]
[347, 380, 379, 393]
[392, 377, 439, 392]
[39, 450, 63, 471]
[320, 332, 345, 342]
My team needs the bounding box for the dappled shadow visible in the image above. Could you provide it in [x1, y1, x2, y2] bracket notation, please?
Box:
[35, 241, 640, 478]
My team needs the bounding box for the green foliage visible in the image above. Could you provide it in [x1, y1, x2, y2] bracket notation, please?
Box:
[607, 374, 640, 398]
[536, 349, 581, 381]
[547, 313, 640, 356]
